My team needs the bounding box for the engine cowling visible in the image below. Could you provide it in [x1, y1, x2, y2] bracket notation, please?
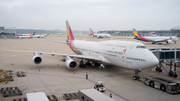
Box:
[65, 57, 77, 70]
[33, 55, 42, 64]
[166, 40, 172, 44]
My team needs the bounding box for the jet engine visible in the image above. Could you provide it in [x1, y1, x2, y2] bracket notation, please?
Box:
[166, 40, 172, 44]
[33, 55, 42, 64]
[65, 56, 77, 70]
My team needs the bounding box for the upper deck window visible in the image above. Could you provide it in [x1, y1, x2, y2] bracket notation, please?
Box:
[136, 46, 147, 49]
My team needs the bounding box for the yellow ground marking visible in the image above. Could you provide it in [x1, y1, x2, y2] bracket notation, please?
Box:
[3, 47, 7, 49]
[59, 48, 68, 52]
[100, 72, 113, 75]
[50, 46, 55, 48]
[124, 80, 134, 82]
[33, 46, 38, 48]
[30, 48, 33, 50]
[12, 47, 17, 49]
[113, 77, 122, 79]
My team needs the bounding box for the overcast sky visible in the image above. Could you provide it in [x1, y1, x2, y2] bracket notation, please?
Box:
[0, 0, 180, 31]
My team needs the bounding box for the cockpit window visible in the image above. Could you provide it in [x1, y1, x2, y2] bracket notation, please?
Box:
[136, 46, 147, 49]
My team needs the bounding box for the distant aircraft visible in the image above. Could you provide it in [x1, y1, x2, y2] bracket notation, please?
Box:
[5, 21, 159, 80]
[18, 33, 32, 39]
[89, 28, 111, 38]
[33, 32, 50, 38]
[133, 29, 178, 44]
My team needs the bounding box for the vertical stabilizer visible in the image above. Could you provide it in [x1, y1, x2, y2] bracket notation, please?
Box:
[89, 28, 95, 36]
[66, 21, 75, 41]
[33, 31, 36, 35]
[29, 33, 32, 37]
[133, 28, 148, 42]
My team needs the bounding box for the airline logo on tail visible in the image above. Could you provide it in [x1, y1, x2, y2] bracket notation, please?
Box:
[29, 33, 32, 37]
[33, 31, 36, 35]
[45, 33, 50, 37]
[66, 21, 75, 52]
[133, 29, 148, 42]
[66, 21, 75, 41]
[89, 28, 95, 36]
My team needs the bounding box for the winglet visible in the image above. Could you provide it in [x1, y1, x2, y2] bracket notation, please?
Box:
[89, 28, 94, 36]
[66, 21, 75, 41]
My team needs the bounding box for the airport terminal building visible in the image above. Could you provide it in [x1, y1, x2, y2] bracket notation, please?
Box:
[98, 27, 180, 37]
[0, 26, 16, 38]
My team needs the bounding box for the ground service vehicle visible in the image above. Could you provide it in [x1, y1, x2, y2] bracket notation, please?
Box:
[94, 81, 106, 92]
[144, 76, 180, 94]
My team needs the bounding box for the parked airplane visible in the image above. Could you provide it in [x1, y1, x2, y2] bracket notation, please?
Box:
[33, 32, 50, 38]
[17, 33, 32, 39]
[4, 21, 159, 80]
[133, 29, 178, 44]
[90, 28, 111, 38]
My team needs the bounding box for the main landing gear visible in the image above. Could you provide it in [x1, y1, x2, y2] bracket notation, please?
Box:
[133, 70, 140, 80]
[155, 66, 162, 72]
[79, 59, 104, 69]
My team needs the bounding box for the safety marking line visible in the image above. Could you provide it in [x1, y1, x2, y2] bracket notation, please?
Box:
[59, 48, 68, 52]
[113, 77, 122, 79]
[124, 80, 134, 82]
[100, 72, 113, 75]
[30, 48, 33, 50]
[12, 47, 17, 49]
[3, 47, 7, 49]
[87, 79, 129, 101]
[33, 46, 38, 48]
[50, 46, 55, 48]
[0, 57, 5, 64]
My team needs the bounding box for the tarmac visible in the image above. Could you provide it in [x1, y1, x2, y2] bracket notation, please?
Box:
[0, 35, 180, 101]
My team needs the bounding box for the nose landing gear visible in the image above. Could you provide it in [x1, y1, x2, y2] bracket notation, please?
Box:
[133, 70, 140, 80]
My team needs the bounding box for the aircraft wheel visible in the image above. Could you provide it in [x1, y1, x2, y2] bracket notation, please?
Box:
[133, 76, 137, 80]
[173, 74, 178, 78]
[155, 68, 159, 72]
[169, 71, 173, 77]
[158, 69, 162, 72]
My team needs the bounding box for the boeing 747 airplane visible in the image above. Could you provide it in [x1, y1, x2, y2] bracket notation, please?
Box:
[4, 21, 159, 80]
[90, 28, 111, 38]
[133, 29, 178, 44]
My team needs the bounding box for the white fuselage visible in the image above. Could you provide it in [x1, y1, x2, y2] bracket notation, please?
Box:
[70, 40, 158, 70]
[144, 36, 178, 42]
[93, 33, 111, 38]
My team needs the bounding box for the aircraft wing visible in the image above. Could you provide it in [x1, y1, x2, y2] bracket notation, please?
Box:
[4, 50, 111, 64]
[47, 39, 68, 44]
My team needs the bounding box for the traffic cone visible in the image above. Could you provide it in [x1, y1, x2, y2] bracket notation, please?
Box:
[74, 72, 75, 74]
[39, 69, 40, 72]
[31, 68, 33, 70]
[12, 63, 13, 65]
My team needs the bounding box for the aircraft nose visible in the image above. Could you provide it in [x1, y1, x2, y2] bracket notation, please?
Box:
[150, 56, 159, 67]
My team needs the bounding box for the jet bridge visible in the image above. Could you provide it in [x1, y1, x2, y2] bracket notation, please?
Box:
[149, 47, 180, 78]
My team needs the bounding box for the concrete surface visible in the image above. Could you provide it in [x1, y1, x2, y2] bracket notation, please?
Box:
[0, 35, 180, 101]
